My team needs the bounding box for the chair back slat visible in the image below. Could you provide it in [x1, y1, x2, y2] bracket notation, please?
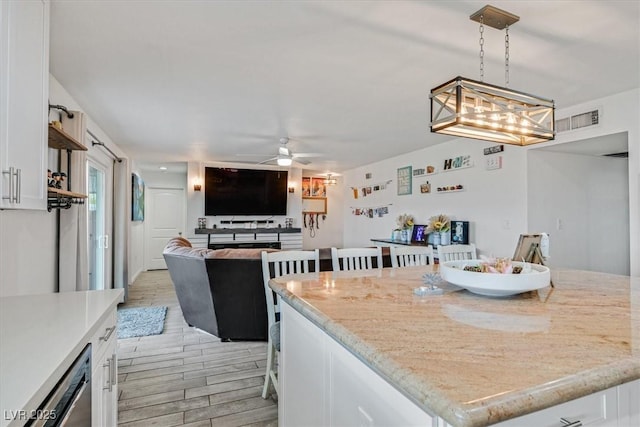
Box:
[261, 249, 320, 328]
[330, 247, 383, 271]
[390, 245, 434, 268]
[437, 244, 477, 263]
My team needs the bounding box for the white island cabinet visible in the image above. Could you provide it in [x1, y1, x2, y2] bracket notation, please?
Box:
[280, 302, 434, 426]
[0, 0, 49, 210]
[280, 300, 639, 427]
[270, 266, 639, 427]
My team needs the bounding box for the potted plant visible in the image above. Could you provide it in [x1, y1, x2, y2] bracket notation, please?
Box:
[395, 214, 415, 242]
[427, 214, 450, 246]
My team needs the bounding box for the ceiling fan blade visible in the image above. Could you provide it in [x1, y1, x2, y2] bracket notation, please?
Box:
[258, 157, 278, 164]
[236, 153, 272, 157]
[292, 152, 323, 158]
[294, 158, 312, 165]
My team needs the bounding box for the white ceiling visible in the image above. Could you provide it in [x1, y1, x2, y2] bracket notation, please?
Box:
[49, 1, 640, 173]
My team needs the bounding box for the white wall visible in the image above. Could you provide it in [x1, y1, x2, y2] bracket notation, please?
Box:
[528, 150, 629, 274]
[0, 209, 57, 296]
[342, 139, 528, 257]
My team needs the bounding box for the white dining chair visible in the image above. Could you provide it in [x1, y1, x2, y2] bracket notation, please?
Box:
[390, 245, 434, 267]
[260, 249, 319, 399]
[331, 247, 383, 271]
[437, 244, 477, 262]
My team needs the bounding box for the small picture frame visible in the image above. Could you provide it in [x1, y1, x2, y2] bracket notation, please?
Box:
[132, 173, 145, 221]
[397, 166, 412, 195]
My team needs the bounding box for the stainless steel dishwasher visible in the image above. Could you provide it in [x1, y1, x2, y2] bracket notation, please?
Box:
[27, 344, 91, 427]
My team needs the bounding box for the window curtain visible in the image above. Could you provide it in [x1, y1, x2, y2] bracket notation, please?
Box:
[113, 158, 129, 300]
[59, 111, 88, 292]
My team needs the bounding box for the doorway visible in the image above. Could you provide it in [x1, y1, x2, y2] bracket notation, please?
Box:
[144, 188, 185, 270]
[527, 132, 630, 275]
[88, 157, 113, 290]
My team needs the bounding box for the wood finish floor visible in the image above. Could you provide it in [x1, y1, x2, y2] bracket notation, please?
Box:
[117, 270, 278, 427]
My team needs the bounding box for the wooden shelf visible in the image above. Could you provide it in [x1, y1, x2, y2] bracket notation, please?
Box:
[48, 124, 87, 151]
[47, 187, 87, 199]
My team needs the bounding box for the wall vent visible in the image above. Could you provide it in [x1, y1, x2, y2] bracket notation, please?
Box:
[555, 109, 600, 133]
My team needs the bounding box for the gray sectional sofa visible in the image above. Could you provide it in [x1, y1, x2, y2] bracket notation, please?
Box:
[163, 237, 275, 341]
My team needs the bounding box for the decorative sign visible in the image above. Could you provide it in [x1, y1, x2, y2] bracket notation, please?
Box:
[484, 144, 505, 155]
[397, 166, 412, 195]
[443, 155, 472, 172]
[413, 168, 425, 176]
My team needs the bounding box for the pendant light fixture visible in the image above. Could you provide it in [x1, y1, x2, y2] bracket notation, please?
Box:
[323, 174, 337, 185]
[430, 5, 555, 146]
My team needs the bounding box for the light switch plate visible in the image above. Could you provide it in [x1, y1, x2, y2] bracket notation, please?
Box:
[485, 155, 502, 170]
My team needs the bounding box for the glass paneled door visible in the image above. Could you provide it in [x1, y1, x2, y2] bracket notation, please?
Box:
[88, 162, 106, 290]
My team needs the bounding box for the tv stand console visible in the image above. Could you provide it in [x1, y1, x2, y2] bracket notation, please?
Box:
[207, 241, 282, 250]
[194, 227, 302, 250]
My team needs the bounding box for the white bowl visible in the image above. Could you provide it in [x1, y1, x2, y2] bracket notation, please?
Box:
[439, 259, 550, 297]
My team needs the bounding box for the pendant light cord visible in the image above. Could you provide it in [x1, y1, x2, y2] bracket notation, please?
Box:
[505, 25, 510, 87]
[479, 15, 484, 81]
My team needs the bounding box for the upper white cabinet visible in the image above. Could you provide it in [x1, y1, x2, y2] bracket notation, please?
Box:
[0, 0, 49, 210]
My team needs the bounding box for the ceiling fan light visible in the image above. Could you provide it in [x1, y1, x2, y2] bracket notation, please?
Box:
[277, 156, 292, 166]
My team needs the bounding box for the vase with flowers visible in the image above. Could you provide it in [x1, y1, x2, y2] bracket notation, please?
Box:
[427, 214, 450, 246]
[395, 213, 415, 243]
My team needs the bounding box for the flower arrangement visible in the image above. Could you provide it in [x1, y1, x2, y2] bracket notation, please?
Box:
[427, 214, 450, 233]
[396, 213, 414, 230]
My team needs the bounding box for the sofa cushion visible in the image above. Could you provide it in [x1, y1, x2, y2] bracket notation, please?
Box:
[206, 248, 279, 259]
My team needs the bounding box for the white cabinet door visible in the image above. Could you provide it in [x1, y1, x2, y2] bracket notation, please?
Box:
[280, 302, 328, 426]
[280, 302, 433, 427]
[0, 0, 48, 210]
[91, 311, 118, 427]
[326, 335, 433, 427]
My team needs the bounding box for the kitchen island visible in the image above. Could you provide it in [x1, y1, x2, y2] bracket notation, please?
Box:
[0, 289, 124, 427]
[269, 266, 639, 426]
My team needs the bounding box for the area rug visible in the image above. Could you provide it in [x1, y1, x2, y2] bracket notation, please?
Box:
[117, 306, 167, 339]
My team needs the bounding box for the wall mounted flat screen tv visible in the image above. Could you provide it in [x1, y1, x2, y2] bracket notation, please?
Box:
[204, 167, 288, 215]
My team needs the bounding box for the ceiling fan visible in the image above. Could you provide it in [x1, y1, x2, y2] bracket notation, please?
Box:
[238, 137, 323, 166]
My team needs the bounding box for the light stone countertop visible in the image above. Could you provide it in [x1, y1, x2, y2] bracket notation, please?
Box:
[269, 266, 640, 427]
[0, 289, 124, 427]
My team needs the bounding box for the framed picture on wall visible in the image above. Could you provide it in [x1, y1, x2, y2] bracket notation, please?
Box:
[302, 177, 311, 197]
[397, 166, 412, 195]
[132, 173, 145, 221]
[311, 177, 326, 197]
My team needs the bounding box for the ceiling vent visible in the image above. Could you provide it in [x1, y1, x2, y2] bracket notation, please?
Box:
[555, 109, 600, 133]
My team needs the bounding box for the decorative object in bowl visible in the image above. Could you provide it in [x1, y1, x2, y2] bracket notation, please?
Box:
[439, 259, 550, 297]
